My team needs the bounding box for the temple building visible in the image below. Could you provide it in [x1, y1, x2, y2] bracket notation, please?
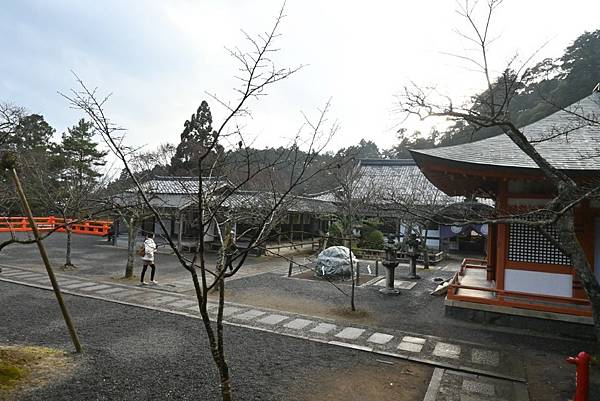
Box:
[113, 176, 335, 253]
[311, 158, 491, 254]
[411, 90, 600, 327]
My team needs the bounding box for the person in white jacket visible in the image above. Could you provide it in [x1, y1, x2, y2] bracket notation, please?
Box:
[140, 233, 158, 285]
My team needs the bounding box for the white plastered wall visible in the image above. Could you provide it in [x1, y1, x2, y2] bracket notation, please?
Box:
[505, 269, 572, 297]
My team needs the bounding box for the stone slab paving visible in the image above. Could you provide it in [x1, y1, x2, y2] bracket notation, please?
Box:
[221, 306, 244, 316]
[95, 287, 130, 295]
[284, 318, 314, 330]
[56, 279, 82, 286]
[367, 332, 394, 344]
[472, 348, 500, 367]
[0, 271, 30, 276]
[257, 314, 289, 325]
[111, 289, 144, 298]
[144, 295, 182, 305]
[423, 368, 529, 401]
[309, 322, 336, 334]
[433, 342, 462, 359]
[398, 341, 424, 353]
[373, 278, 418, 290]
[78, 284, 112, 292]
[335, 327, 365, 340]
[233, 309, 267, 321]
[166, 299, 198, 308]
[0, 265, 527, 383]
[27, 276, 51, 281]
[8, 273, 42, 279]
[62, 282, 99, 289]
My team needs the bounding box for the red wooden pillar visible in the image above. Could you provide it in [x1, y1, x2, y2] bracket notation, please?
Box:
[496, 181, 508, 293]
[486, 224, 497, 281]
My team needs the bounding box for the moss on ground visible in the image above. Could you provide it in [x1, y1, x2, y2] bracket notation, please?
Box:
[0, 361, 25, 388]
[0, 346, 72, 399]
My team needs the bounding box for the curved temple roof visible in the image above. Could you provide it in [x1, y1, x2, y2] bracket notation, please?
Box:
[411, 93, 600, 171]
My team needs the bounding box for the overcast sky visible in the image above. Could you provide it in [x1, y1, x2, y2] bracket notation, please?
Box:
[1, 0, 599, 155]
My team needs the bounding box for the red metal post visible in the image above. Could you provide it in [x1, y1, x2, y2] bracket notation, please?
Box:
[566, 351, 590, 401]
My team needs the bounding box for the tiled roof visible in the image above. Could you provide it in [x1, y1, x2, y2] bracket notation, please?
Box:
[354, 159, 460, 205]
[223, 192, 337, 214]
[125, 176, 337, 213]
[411, 93, 600, 170]
[137, 176, 229, 194]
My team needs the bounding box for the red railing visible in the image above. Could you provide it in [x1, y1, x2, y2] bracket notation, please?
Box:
[0, 216, 112, 236]
[447, 258, 593, 317]
[459, 258, 488, 276]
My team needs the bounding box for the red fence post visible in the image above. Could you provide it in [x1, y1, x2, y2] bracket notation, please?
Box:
[566, 351, 590, 401]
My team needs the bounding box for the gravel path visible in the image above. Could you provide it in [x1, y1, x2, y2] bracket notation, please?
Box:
[0, 281, 432, 401]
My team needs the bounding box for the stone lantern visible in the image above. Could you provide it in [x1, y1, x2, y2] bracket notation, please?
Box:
[405, 233, 421, 279]
[379, 235, 400, 295]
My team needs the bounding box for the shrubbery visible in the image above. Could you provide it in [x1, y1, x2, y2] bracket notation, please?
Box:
[359, 229, 384, 250]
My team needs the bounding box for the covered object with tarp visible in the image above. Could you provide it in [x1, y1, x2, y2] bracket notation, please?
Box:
[315, 246, 356, 277]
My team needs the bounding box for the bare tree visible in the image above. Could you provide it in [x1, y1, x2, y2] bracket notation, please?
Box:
[397, 0, 600, 339]
[63, 4, 338, 400]
[22, 156, 108, 269]
[330, 159, 376, 311]
[105, 145, 176, 279]
[102, 191, 154, 279]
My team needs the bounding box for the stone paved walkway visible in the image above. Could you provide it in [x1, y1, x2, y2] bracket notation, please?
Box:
[423, 368, 529, 401]
[1, 265, 528, 395]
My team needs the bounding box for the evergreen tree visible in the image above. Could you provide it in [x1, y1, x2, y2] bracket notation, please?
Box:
[170, 100, 223, 175]
[29, 119, 107, 268]
[57, 119, 107, 187]
[385, 128, 440, 158]
[427, 29, 600, 149]
[9, 114, 54, 151]
[335, 139, 381, 161]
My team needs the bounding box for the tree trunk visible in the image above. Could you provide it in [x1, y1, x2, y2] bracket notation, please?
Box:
[422, 225, 430, 269]
[216, 272, 232, 401]
[194, 235, 234, 401]
[556, 211, 600, 340]
[349, 235, 356, 312]
[125, 218, 136, 278]
[65, 226, 73, 268]
[422, 243, 430, 269]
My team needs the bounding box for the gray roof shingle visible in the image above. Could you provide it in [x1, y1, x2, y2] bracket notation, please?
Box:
[126, 176, 337, 214]
[411, 93, 600, 170]
[354, 159, 459, 205]
[137, 176, 229, 194]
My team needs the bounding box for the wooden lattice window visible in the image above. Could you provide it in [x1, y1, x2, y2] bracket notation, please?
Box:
[508, 223, 571, 265]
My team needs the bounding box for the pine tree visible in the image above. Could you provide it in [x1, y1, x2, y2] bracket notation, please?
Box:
[170, 100, 222, 175]
[40, 119, 107, 268]
[9, 114, 55, 151]
[57, 119, 107, 188]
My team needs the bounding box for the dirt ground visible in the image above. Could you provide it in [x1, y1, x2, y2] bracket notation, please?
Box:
[211, 289, 376, 324]
[301, 358, 432, 401]
[292, 270, 378, 285]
